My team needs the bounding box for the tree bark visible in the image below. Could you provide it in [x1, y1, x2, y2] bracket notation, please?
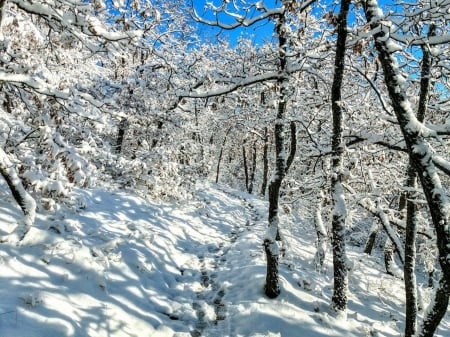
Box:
[215, 127, 232, 184]
[242, 143, 249, 191]
[115, 118, 127, 154]
[404, 170, 418, 336]
[264, 2, 290, 299]
[364, 219, 380, 255]
[330, 0, 351, 316]
[363, 2, 450, 335]
[285, 121, 296, 173]
[260, 127, 269, 196]
[404, 25, 434, 337]
[0, 148, 36, 241]
[248, 141, 257, 194]
[314, 191, 327, 269]
[384, 238, 402, 278]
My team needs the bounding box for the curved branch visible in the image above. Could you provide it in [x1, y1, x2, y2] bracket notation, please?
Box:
[178, 72, 283, 98]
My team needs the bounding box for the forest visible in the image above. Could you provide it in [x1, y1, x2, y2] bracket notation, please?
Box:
[0, 0, 449, 336]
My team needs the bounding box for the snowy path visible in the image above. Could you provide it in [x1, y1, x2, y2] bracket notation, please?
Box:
[190, 187, 264, 337]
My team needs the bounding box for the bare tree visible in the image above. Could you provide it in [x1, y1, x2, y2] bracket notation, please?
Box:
[330, 0, 351, 316]
[363, 1, 450, 335]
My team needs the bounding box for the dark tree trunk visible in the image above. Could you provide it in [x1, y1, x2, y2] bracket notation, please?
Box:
[364, 220, 380, 255]
[265, 103, 285, 298]
[215, 127, 232, 184]
[330, 0, 351, 316]
[264, 234, 280, 298]
[248, 141, 257, 194]
[404, 174, 418, 336]
[242, 143, 249, 191]
[285, 121, 296, 173]
[363, 3, 449, 336]
[420, 277, 450, 336]
[260, 127, 269, 196]
[115, 118, 127, 154]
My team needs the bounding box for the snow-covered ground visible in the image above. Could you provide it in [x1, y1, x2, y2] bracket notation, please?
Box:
[0, 183, 448, 337]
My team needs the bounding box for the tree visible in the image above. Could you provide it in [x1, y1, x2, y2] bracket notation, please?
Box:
[329, 0, 351, 317]
[362, 1, 450, 335]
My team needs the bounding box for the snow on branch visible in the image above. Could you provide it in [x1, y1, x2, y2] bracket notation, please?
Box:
[0, 72, 69, 99]
[192, 0, 316, 30]
[0, 148, 36, 242]
[345, 134, 407, 153]
[0, 72, 106, 116]
[178, 71, 283, 99]
[432, 154, 450, 177]
[359, 198, 432, 239]
[191, 5, 284, 30]
[9, 0, 144, 44]
[359, 198, 405, 264]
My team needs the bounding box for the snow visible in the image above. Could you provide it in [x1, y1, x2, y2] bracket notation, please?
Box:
[0, 182, 449, 337]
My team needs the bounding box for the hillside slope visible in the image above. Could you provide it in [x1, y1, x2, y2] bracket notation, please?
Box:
[0, 183, 448, 337]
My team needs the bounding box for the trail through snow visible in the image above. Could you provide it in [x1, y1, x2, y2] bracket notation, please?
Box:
[0, 182, 448, 337]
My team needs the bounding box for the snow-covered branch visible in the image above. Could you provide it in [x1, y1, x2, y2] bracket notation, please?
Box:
[0, 147, 36, 242]
[432, 154, 450, 177]
[192, 0, 316, 30]
[192, 5, 284, 30]
[178, 72, 282, 99]
[359, 198, 405, 263]
[0, 72, 69, 99]
[9, 0, 144, 43]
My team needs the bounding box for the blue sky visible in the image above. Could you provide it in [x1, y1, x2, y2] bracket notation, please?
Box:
[192, 0, 278, 45]
[191, 0, 398, 46]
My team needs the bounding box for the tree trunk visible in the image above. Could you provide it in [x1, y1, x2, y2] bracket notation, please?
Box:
[404, 25, 434, 337]
[260, 127, 269, 196]
[364, 169, 382, 256]
[384, 238, 402, 278]
[264, 4, 289, 299]
[248, 141, 257, 194]
[0, 148, 36, 241]
[314, 191, 327, 270]
[404, 173, 418, 336]
[265, 103, 285, 298]
[363, 2, 450, 335]
[330, 0, 351, 316]
[115, 118, 127, 154]
[215, 127, 232, 184]
[242, 143, 249, 192]
[364, 219, 380, 255]
[285, 121, 296, 173]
